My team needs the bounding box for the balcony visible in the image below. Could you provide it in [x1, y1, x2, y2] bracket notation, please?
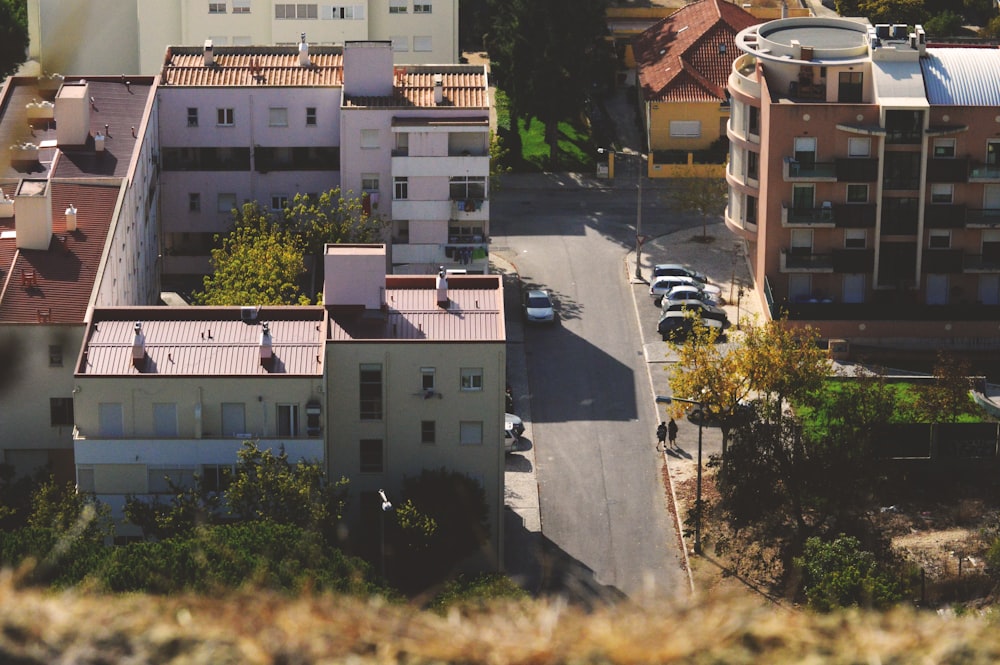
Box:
[970, 163, 1000, 182]
[924, 204, 966, 229]
[73, 435, 325, 465]
[965, 209, 1000, 228]
[831, 248, 874, 272]
[833, 203, 876, 228]
[779, 300, 1000, 322]
[782, 204, 835, 227]
[391, 242, 489, 273]
[926, 157, 969, 183]
[784, 157, 837, 181]
[835, 158, 878, 182]
[451, 198, 489, 221]
[780, 249, 833, 272]
[882, 176, 920, 191]
[391, 153, 489, 178]
[391, 199, 451, 221]
[922, 249, 964, 273]
[963, 254, 1000, 273]
[729, 53, 761, 100]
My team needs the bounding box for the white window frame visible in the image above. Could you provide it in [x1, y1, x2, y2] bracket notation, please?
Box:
[394, 176, 408, 200]
[187, 107, 199, 127]
[848, 137, 870, 157]
[931, 183, 954, 204]
[928, 229, 951, 249]
[460, 367, 483, 391]
[933, 138, 956, 158]
[217, 107, 235, 126]
[421, 420, 436, 444]
[413, 35, 432, 52]
[844, 228, 866, 249]
[846, 183, 868, 204]
[271, 194, 289, 211]
[360, 129, 379, 149]
[209, 2, 227, 14]
[391, 36, 409, 52]
[361, 174, 379, 192]
[268, 107, 288, 127]
[189, 192, 201, 212]
[669, 120, 702, 138]
[414, 2, 431, 13]
[221, 402, 247, 437]
[389, 0, 407, 13]
[459, 421, 483, 446]
[276, 404, 299, 437]
[420, 367, 435, 391]
[306, 107, 317, 126]
[232, 0, 251, 12]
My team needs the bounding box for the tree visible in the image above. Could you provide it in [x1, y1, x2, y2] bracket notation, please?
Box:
[795, 534, 908, 611]
[923, 10, 965, 38]
[913, 352, 976, 424]
[982, 15, 1000, 39]
[123, 475, 222, 541]
[669, 169, 728, 241]
[858, 0, 929, 24]
[0, 0, 28, 80]
[194, 202, 311, 306]
[739, 320, 828, 419]
[28, 478, 111, 540]
[281, 188, 387, 259]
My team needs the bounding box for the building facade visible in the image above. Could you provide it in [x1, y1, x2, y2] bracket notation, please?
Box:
[25, 0, 458, 76]
[728, 16, 1000, 349]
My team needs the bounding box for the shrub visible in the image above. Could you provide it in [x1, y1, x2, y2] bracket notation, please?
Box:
[795, 534, 908, 611]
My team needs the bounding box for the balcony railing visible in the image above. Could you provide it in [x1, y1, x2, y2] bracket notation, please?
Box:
[833, 203, 876, 228]
[880, 216, 919, 235]
[922, 249, 964, 273]
[882, 176, 920, 191]
[926, 157, 969, 183]
[966, 209, 1000, 227]
[963, 254, 1000, 273]
[835, 158, 878, 182]
[924, 204, 967, 229]
[780, 249, 833, 272]
[969, 163, 1000, 182]
[885, 129, 922, 145]
[782, 204, 835, 226]
[784, 157, 837, 181]
[778, 301, 1000, 321]
[831, 248, 875, 272]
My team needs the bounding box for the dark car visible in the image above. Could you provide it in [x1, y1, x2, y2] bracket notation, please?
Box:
[657, 310, 724, 341]
[662, 301, 730, 327]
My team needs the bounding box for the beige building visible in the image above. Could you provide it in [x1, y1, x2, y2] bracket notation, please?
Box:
[24, 0, 459, 76]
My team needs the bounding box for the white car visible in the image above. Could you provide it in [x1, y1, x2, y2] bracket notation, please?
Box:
[652, 263, 709, 284]
[505, 412, 525, 452]
[660, 285, 719, 311]
[649, 276, 722, 306]
[523, 289, 556, 324]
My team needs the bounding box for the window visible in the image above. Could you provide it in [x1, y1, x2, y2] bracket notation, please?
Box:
[389, 0, 407, 13]
[209, 2, 226, 13]
[268, 107, 288, 127]
[449, 176, 486, 200]
[746, 150, 758, 181]
[838, 71, 863, 103]
[844, 228, 866, 249]
[931, 184, 953, 204]
[792, 184, 814, 210]
[393, 220, 409, 242]
[275, 3, 317, 18]
[848, 137, 870, 157]
[934, 138, 956, 158]
[414, 2, 431, 12]
[747, 105, 759, 135]
[217, 108, 234, 126]
[98, 403, 124, 437]
[277, 404, 299, 436]
[50, 397, 73, 426]
[77, 466, 95, 493]
[794, 136, 817, 167]
[421, 420, 436, 444]
[790, 228, 813, 254]
[189, 193, 201, 212]
[271, 194, 289, 210]
[928, 229, 951, 249]
[421, 367, 435, 391]
[395, 132, 409, 154]
[746, 193, 757, 225]
[201, 465, 232, 492]
[846, 184, 868, 203]
[233, 35, 252, 45]
[360, 364, 383, 420]
[232, 0, 250, 12]
[209, 35, 229, 45]
[221, 403, 247, 436]
[48, 345, 62, 366]
[217, 193, 237, 213]
[413, 36, 432, 52]
[306, 107, 317, 126]
[391, 36, 409, 52]
[459, 421, 483, 446]
[669, 120, 702, 138]
[323, 4, 364, 19]
[148, 467, 196, 494]
[361, 129, 379, 149]
[460, 367, 483, 391]
[360, 439, 383, 472]
[153, 403, 178, 437]
[187, 107, 199, 127]
[394, 176, 408, 200]
[361, 174, 379, 192]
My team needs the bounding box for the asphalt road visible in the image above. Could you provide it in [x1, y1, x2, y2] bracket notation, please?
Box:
[492, 178, 699, 604]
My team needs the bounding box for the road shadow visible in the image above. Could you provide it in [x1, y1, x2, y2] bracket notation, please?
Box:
[505, 449, 534, 473]
[669, 447, 693, 460]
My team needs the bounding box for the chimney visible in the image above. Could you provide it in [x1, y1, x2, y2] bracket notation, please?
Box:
[433, 73, 443, 105]
[14, 179, 52, 250]
[65, 204, 77, 231]
[436, 266, 449, 307]
[298, 33, 310, 67]
[260, 322, 273, 368]
[204, 40, 214, 67]
[54, 80, 91, 146]
[132, 321, 146, 369]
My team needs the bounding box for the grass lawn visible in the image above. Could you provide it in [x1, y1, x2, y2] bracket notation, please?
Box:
[495, 90, 596, 173]
[795, 381, 988, 428]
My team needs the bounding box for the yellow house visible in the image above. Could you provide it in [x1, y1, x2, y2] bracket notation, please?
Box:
[632, 0, 761, 154]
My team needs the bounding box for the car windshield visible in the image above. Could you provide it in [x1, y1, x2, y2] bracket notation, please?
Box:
[527, 296, 551, 308]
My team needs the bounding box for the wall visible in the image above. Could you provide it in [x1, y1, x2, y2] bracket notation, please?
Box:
[647, 100, 729, 153]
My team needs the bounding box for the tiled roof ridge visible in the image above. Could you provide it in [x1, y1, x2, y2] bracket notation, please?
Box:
[678, 61, 725, 99]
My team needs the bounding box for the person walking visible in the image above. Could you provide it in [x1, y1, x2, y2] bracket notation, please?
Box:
[656, 421, 667, 452]
[667, 418, 679, 450]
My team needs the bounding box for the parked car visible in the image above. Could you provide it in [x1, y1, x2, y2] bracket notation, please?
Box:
[653, 263, 709, 284]
[649, 276, 722, 306]
[523, 289, 556, 324]
[661, 285, 720, 310]
[662, 301, 729, 327]
[657, 310, 724, 341]
[505, 412, 525, 452]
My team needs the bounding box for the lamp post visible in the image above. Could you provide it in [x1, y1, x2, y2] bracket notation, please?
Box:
[378, 489, 393, 579]
[598, 148, 646, 280]
[655, 394, 705, 554]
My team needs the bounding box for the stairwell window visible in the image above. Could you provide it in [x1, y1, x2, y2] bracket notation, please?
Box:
[306, 107, 317, 126]
[217, 108, 235, 126]
[933, 138, 956, 158]
[360, 364, 383, 420]
[414, 3, 431, 13]
[460, 368, 483, 391]
[394, 176, 408, 200]
[931, 184, 953, 204]
[50, 397, 74, 426]
[389, 0, 407, 13]
[189, 192, 201, 212]
[209, 2, 226, 13]
[421, 420, 436, 444]
[187, 107, 199, 127]
[846, 184, 868, 204]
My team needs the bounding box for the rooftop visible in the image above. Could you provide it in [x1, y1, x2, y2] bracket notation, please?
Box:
[78, 307, 327, 376]
[344, 67, 489, 109]
[161, 46, 345, 87]
[328, 275, 505, 342]
[922, 48, 1000, 106]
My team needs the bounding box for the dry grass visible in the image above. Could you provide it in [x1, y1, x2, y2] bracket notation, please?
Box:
[3, 570, 1000, 664]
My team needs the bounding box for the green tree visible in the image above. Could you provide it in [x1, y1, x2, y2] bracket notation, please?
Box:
[981, 15, 1000, 39]
[0, 0, 28, 80]
[739, 320, 828, 419]
[194, 202, 311, 306]
[795, 534, 908, 611]
[913, 352, 976, 424]
[859, 0, 929, 24]
[281, 188, 387, 259]
[923, 10, 965, 37]
[28, 478, 111, 540]
[123, 474, 222, 541]
[669, 169, 728, 241]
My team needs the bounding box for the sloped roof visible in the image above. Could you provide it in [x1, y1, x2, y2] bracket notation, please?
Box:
[0, 182, 119, 324]
[633, 0, 761, 103]
[78, 307, 327, 376]
[922, 48, 1000, 106]
[343, 68, 489, 109]
[161, 47, 345, 87]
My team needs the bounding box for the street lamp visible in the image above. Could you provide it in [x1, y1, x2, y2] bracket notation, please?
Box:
[378, 489, 393, 579]
[656, 394, 705, 555]
[598, 147, 646, 280]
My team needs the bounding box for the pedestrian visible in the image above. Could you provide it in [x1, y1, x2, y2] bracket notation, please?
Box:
[668, 418, 678, 449]
[656, 421, 667, 451]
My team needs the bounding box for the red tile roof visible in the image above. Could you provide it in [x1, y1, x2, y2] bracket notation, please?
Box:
[633, 0, 761, 103]
[344, 68, 489, 109]
[0, 182, 119, 324]
[161, 47, 345, 87]
[78, 307, 327, 376]
[329, 275, 504, 342]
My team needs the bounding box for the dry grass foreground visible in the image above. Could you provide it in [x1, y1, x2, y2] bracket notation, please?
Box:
[2, 572, 1000, 664]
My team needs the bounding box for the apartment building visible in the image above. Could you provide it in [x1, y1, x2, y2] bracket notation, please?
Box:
[0, 74, 160, 481]
[25, 0, 458, 76]
[157, 39, 490, 287]
[727, 16, 1000, 349]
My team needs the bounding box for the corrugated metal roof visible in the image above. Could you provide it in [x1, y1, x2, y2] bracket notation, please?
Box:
[329, 278, 504, 342]
[922, 48, 1000, 106]
[79, 308, 326, 376]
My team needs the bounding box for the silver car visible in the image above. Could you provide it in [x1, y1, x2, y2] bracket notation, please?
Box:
[649, 276, 722, 306]
[523, 289, 556, 324]
[660, 285, 719, 311]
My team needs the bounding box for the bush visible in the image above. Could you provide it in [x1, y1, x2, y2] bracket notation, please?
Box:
[426, 573, 528, 613]
[795, 534, 908, 611]
[924, 11, 964, 37]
